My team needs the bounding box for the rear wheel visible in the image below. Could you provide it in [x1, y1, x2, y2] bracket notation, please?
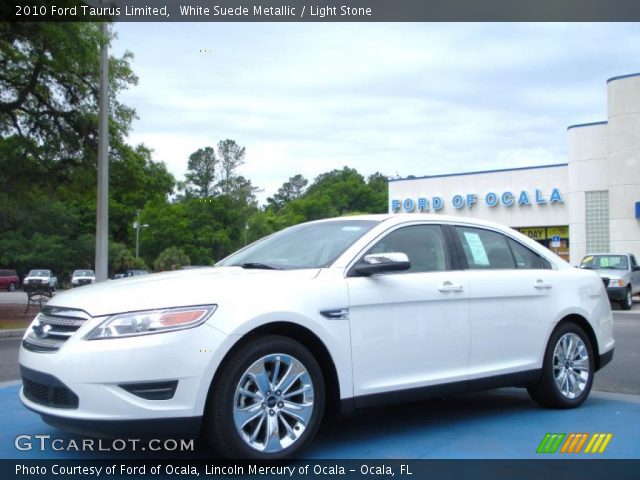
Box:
[204, 335, 325, 459]
[528, 322, 594, 408]
[7, 282, 16, 292]
[620, 286, 632, 310]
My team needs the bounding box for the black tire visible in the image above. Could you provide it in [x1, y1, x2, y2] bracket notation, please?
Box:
[7, 282, 16, 292]
[528, 322, 595, 408]
[203, 335, 325, 460]
[620, 287, 632, 310]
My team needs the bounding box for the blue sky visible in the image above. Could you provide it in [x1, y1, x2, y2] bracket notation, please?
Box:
[111, 22, 640, 201]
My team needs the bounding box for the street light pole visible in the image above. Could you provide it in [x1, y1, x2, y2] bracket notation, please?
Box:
[95, 20, 110, 282]
[134, 210, 149, 259]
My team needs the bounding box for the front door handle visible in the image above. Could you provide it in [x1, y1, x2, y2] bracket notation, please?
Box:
[439, 281, 464, 292]
[534, 280, 553, 289]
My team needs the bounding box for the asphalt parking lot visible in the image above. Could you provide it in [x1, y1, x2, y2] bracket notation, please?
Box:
[0, 296, 638, 460]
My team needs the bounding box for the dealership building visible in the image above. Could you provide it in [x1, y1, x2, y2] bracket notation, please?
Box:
[388, 73, 640, 265]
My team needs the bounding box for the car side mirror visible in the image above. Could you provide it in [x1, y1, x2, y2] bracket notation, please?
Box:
[351, 252, 411, 277]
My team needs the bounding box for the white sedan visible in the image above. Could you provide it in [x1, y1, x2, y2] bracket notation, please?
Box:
[19, 214, 614, 459]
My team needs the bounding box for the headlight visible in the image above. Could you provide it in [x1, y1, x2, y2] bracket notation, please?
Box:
[609, 279, 625, 287]
[86, 305, 217, 340]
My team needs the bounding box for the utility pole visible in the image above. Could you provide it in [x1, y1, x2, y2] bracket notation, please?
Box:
[95, 20, 109, 282]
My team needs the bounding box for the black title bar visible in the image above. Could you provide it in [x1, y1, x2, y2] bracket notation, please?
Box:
[3, 0, 640, 22]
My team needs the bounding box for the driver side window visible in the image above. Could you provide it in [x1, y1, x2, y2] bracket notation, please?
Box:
[363, 225, 449, 273]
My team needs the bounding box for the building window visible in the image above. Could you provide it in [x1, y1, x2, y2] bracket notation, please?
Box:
[585, 190, 610, 253]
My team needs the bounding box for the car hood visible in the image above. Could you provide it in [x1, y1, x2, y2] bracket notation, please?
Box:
[25, 275, 51, 280]
[590, 269, 625, 281]
[47, 267, 321, 317]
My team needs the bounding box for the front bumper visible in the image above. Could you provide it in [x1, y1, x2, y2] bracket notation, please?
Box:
[598, 347, 614, 371]
[606, 286, 628, 302]
[19, 320, 239, 436]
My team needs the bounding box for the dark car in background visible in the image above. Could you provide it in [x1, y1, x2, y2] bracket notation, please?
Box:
[124, 269, 149, 277]
[0, 269, 20, 291]
[111, 270, 149, 280]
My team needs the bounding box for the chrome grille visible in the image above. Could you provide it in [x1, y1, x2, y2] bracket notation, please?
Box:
[23, 306, 91, 353]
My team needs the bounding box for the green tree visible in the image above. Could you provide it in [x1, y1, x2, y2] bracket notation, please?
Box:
[0, 21, 175, 279]
[217, 139, 245, 194]
[182, 146, 217, 198]
[154, 247, 190, 272]
[110, 242, 146, 274]
[302, 167, 372, 216]
[267, 174, 308, 211]
[0, 22, 137, 182]
[367, 172, 389, 213]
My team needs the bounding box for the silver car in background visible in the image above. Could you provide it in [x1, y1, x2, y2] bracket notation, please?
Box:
[71, 269, 96, 288]
[23, 269, 57, 291]
[580, 253, 640, 310]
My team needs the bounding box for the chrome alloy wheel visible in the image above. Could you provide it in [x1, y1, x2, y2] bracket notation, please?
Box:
[553, 333, 590, 399]
[233, 353, 314, 453]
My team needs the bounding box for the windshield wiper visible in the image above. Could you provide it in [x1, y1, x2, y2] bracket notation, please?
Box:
[237, 262, 280, 270]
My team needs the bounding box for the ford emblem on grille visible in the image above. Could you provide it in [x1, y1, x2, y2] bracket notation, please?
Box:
[33, 323, 52, 338]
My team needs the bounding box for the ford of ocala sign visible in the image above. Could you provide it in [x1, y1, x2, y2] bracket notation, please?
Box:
[391, 188, 564, 212]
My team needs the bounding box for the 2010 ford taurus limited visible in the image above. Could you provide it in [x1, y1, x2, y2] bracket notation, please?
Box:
[19, 214, 615, 459]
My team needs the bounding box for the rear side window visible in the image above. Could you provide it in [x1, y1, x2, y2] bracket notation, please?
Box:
[455, 226, 550, 270]
[507, 238, 550, 269]
[455, 227, 515, 269]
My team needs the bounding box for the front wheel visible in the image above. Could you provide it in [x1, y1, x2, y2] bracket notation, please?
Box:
[528, 323, 594, 408]
[620, 287, 632, 310]
[8, 282, 16, 292]
[204, 335, 325, 459]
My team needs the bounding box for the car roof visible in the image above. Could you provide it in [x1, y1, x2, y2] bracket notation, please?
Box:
[309, 213, 520, 232]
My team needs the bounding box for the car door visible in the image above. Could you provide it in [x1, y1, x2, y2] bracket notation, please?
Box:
[451, 225, 557, 379]
[630, 255, 640, 295]
[346, 223, 470, 405]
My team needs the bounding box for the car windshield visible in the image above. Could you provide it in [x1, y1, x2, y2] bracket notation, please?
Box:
[28, 270, 49, 277]
[74, 270, 94, 277]
[219, 220, 380, 270]
[580, 255, 628, 270]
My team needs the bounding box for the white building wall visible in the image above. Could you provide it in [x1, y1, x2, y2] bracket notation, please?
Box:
[388, 165, 569, 228]
[567, 122, 609, 265]
[607, 75, 640, 259]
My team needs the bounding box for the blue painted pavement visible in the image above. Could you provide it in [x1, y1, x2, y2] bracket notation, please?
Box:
[1, 383, 638, 459]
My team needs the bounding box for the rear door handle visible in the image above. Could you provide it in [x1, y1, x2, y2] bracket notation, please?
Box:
[534, 280, 553, 289]
[439, 281, 464, 292]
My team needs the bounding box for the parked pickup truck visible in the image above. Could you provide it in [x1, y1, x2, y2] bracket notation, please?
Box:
[580, 253, 640, 310]
[23, 269, 57, 292]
